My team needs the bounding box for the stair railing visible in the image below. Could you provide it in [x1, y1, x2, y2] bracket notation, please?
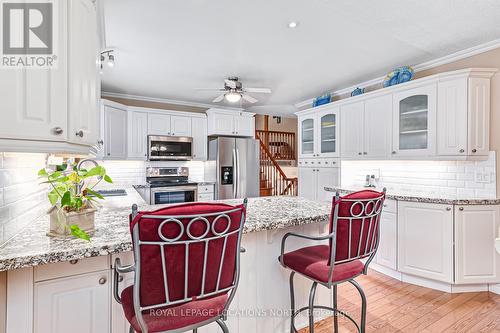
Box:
[255, 132, 297, 196]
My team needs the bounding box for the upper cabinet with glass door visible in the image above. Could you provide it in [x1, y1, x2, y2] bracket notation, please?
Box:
[317, 107, 340, 157]
[299, 116, 315, 157]
[298, 106, 340, 158]
[392, 84, 437, 157]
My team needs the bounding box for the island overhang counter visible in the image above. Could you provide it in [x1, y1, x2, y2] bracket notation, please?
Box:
[0, 189, 335, 333]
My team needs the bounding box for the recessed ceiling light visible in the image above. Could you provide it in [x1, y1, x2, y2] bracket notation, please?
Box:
[288, 21, 299, 28]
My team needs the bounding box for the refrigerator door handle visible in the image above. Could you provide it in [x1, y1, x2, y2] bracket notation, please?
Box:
[232, 148, 237, 198]
[236, 148, 241, 198]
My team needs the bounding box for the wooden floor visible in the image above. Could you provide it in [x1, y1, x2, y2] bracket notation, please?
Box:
[298, 270, 500, 333]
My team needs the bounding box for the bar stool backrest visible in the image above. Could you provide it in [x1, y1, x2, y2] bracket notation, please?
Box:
[329, 190, 386, 268]
[129, 201, 247, 328]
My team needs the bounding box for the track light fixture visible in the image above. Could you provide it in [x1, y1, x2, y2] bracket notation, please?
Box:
[100, 50, 115, 73]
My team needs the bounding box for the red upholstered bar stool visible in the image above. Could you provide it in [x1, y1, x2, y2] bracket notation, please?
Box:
[113, 199, 248, 333]
[279, 189, 386, 333]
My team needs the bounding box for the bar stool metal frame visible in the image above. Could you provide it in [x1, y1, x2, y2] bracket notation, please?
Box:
[280, 190, 386, 333]
[114, 200, 248, 333]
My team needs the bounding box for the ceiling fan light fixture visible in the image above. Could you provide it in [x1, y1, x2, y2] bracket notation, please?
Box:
[288, 21, 299, 28]
[225, 91, 241, 103]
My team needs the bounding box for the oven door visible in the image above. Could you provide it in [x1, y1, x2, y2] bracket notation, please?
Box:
[148, 136, 193, 161]
[150, 186, 198, 205]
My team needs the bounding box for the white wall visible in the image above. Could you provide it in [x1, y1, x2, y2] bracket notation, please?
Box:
[0, 153, 48, 244]
[341, 152, 496, 199]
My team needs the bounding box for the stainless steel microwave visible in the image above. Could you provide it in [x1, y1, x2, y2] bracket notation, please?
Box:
[148, 135, 193, 161]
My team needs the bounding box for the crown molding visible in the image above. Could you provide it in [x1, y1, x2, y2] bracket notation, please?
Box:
[101, 92, 244, 111]
[294, 38, 500, 109]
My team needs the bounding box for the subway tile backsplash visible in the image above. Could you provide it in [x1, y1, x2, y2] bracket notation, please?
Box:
[0, 152, 48, 244]
[96, 160, 206, 189]
[341, 152, 497, 199]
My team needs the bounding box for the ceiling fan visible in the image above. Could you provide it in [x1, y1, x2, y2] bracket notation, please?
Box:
[197, 77, 271, 104]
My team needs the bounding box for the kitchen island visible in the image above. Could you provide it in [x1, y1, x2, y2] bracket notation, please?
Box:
[0, 190, 333, 333]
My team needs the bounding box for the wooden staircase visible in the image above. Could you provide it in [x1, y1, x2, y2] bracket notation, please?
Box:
[255, 130, 297, 196]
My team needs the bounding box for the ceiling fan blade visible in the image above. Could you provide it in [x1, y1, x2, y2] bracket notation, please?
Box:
[195, 88, 225, 91]
[244, 87, 272, 94]
[212, 94, 225, 103]
[224, 79, 237, 89]
[242, 94, 258, 103]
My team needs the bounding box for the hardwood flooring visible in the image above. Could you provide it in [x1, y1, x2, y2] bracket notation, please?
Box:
[298, 270, 500, 333]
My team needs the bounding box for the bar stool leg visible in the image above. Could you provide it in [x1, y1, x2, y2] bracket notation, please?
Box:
[129, 325, 134, 333]
[308, 282, 318, 333]
[332, 284, 339, 333]
[349, 279, 366, 333]
[216, 319, 229, 333]
[289, 272, 297, 333]
[193, 329, 198, 333]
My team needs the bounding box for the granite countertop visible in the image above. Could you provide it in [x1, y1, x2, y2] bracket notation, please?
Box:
[0, 189, 331, 271]
[324, 186, 500, 205]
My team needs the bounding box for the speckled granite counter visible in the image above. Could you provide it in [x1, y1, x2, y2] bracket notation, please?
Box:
[0, 189, 331, 271]
[324, 186, 500, 205]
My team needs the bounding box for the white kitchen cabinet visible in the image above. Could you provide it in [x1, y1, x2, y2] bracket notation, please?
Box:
[437, 74, 492, 158]
[364, 94, 392, 158]
[398, 201, 453, 283]
[340, 102, 364, 158]
[103, 103, 127, 159]
[192, 117, 208, 161]
[207, 109, 255, 137]
[0, 0, 99, 153]
[298, 165, 339, 202]
[68, 0, 99, 146]
[437, 78, 468, 156]
[170, 115, 192, 136]
[34, 270, 111, 333]
[455, 205, 500, 284]
[148, 113, 171, 135]
[127, 111, 148, 160]
[298, 106, 339, 158]
[234, 114, 255, 137]
[376, 200, 397, 270]
[340, 95, 392, 159]
[298, 116, 316, 158]
[468, 77, 491, 156]
[392, 83, 437, 157]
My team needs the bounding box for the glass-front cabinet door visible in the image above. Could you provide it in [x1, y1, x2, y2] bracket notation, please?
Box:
[317, 107, 340, 157]
[299, 117, 315, 157]
[392, 84, 436, 156]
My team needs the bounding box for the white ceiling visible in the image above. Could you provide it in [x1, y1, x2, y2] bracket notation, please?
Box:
[101, 0, 500, 115]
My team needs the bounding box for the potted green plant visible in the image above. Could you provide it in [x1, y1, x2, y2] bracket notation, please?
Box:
[38, 162, 113, 240]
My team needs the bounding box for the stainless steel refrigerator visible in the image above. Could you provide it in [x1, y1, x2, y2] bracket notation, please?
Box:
[207, 137, 259, 199]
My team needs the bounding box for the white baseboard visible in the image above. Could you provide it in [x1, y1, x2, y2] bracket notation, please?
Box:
[370, 263, 402, 280]
[451, 284, 489, 293]
[489, 284, 500, 295]
[401, 274, 452, 293]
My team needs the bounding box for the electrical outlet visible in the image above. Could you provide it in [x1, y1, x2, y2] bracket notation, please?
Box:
[475, 171, 493, 184]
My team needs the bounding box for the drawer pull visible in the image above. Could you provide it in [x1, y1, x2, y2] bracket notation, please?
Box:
[69, 259, 79, 265]
[459, 207, 464, 211]
[446, 207, 451, 211]
[99, 277, 107, 285]
[472, 149, 477, 153]
[118, 275, 124, 282]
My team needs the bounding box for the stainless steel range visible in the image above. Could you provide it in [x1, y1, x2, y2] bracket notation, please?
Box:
[135, 167, 198, 205]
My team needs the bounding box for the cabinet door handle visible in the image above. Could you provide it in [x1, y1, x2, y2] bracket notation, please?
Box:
[459, 207, 464, 211]
[459, 149, 465, 153]
[107, 153, 111, 156]
[363, 152, 367, 155]
[392, 151, 396, 154]
[75, 130, 84, 138]
[97, 140, 104, 145]
[446, 207, 451, 211]
[99, 277, 107, 285]
[472, 149, 477, 153]
[69, 259, 78, 265]
[172, 133, 175, 136]
[118, 275, 124, 283]
[52, 127, 64, 135]
[358, 152, 362, 155]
